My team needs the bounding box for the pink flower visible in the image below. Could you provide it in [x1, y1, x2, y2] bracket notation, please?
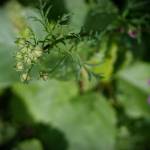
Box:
[128, 30, 137, 39]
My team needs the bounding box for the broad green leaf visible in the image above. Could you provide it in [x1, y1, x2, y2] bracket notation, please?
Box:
[117, 62, 150, 118]
[0, 44, 19, 88]
[118, 62, 150, 94]
[14, 139, 43, 150]
[12, 81, 116, 150]
[0, 9, 19, 88]
[65, 0, 88, 31]
[0, 9, 16, 45]
[51, 93, 117, 150]
[89, 41, 118, 81]
[12, 80, 78, 123]
[84, 0, 118, 32]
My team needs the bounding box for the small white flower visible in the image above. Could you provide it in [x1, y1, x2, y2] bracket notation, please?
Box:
[21, 73, 30, 82]
[40, 72, 49, 81]
[28, 53, 34, 60]
[16, 62, 24, 71]
[24, 57, 32, 65]
[16, 39, 25, 48]
[42, 74, 48, 81]
[33, 47, 43, 58]
[21, 47, 28, 54]
[32, 55, 38, 62]
[16, 52, 23, 60]
[27, 48, 32, 54]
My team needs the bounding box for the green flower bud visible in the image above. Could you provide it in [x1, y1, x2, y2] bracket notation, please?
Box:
[16, 52, 23, 60]
[16, 38, 25, 48]
[21, 73, 31, 82]
[24, 57, 32, 65]
[16, 62, 24, 71]
[40, 72, 49, 81]
[33, 47, 43, 58]
[21, 47, 28, 54]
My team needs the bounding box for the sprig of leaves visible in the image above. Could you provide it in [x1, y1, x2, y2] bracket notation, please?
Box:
[15, 1, 98, 83]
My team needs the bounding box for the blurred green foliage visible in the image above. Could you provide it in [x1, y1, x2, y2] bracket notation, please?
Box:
[0, 0, 150, 150]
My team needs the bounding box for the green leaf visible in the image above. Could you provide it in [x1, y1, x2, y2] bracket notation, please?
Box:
[14, 139, 43, 150]
[12, 81, 116, 150]
[117, 62, 150, 118]
[65, 0, 88, 31]
[89, 41, 118, 81]
[0, 9, 19, 88]
[0, 121, 16, 145]
[0, 44, 19, 88]
[84, 0, 118, 32]
[0, 9, 16, 45]
[52, 93, 117, 150]
[12, 80, 78, 123]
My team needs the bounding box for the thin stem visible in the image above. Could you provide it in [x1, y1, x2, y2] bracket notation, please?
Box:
[43, 32, 89, 51]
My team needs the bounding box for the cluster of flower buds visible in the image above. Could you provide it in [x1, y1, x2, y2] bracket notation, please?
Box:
[39, 72, 49, 81]
[15, 27, 43, 82]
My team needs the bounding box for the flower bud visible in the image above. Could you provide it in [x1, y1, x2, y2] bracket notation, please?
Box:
[16, 62, 24, 71]
[21, 73, 31, 82]
[33, 47, 43, 58]
[40, 72, 49, 81]
[21, 47, 28, 54]
[16, 52, 23, 60]
[24, 57, 32, 65]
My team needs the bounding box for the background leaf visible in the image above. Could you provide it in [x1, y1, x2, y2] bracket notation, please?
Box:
[117, 62, 150, 118]
[12, 81, 117, 150]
